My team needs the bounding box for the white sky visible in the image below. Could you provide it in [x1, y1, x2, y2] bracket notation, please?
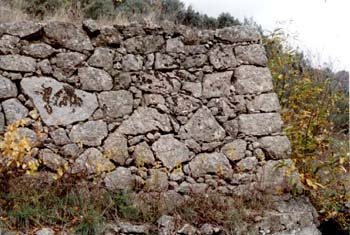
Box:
[182, 0, 350, 72]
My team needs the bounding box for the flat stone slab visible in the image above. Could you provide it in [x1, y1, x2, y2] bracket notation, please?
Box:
[21, 77, 98, 126]
[0, 55, 36, 72]
[238, 113, 283, 136]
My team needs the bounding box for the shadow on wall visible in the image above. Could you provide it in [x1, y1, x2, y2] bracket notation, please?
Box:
[319, 219, 349, 235]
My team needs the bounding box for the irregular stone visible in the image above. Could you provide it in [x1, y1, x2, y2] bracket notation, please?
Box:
[49, 128, 70, 145]
[44, 22, 93, 52]
[123, 35, 164, 54]
[60, 143, 82, 158]
[221, 139, 247, 161]
[103, 131, 128, 165]
[0, 55, 36, 72]
[234, 65, 273, 94]
[177, 224, 198, 235]
[257, 160, 302, 194]
[152, 135, 191, 170]
[189, 152, 232, 178]
[82, 19, 100, 35]
[247, 93, 281, 113]
[0, 35, 20, 54]
[72, 148, 115, 175]
[209, 44, 238, 70]
[0, 21, 42, 38]
[200, 224, 222, 235]
[0, 112, 5, 133]
[157, 215, 175, 235]
[238, 113, 283, 136]
[95, 25, 122, 46]
[181, 106, 226, 143]
[69, 120, 108, 146]
[258, 136, 291, 159]
[185, 44, 208, 55]
[114, 72, 132, 89]
[166, 37, 185, 53]
[98, 90, 133, 119]
[122, 54, 143, 71]
[119, 222, 149, 234]
[51, 52, 87, 82]
[183, 54, 208, 68]
[235, 44, 268, 66]
[2, 98, 28, 124]
[170, 95, 201, 116]
[39, 149, 68, 171]
[155, 53, 178, 70]
[118, 107, 172, 135]
[223, 119, 239, 138]
[182, 82, 202, 98]
[202, 71, 233, 98]
[38, 59, 53, 75]
[133, 142, 155, 166]
[144, 94, 165, 106]
[237, 157, 258, 171]
[21, 77, 98, 126]
[87, 47, 114, 69]
[145, 169, 168, 192]
[215, 26, 260, 43]
[0, 75, 17, 98]
[78, 67, 113, 91]
[22, 43, 56, 59]
[137, 72, 173, 94]
[35, 228, 55, 235]
[104, 167, 135, 191]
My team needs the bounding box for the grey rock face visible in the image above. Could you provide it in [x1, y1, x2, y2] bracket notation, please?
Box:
[2, 98, 28, 124]
[35, 228, 55, 235]
[122, 54, 143, 71]
[98, 90, 133, 119]
[152, 135, 191, 170]
[39, 149, 68, 171]
[237, 156, 258, 171]
[166, 37, 185, 53]
[0, 55, 36, 72]
[137, 72, 173, 94]
[221, 139, 247, 162]
[215, 26, 260, 43]
[202, 71, 233, 98]
[69, 120, 108, 146]
[247, 93, 281, 112]
[78, 67, 113, 91]
[0, 35, 20, 54]
[0, 76, 17, 99]
[49, 128, 70, 146]
[257, 160, 302, 194]
[189, 152, 232, 178]
[258, 136, 291, 159]
[0, 21, 42, 38]
[104, 167, 135, 191]
[0, 112, 5, 133]
[235, 44, 268, 66]
[21, 77, 98, 126]
[157, 215, 175, 235]
[155, 53, 178, 70]
[22, 43, 56, 59]
[182, 82, 202, 98]
[119, 222, 149, 234]
[51, 52, 87, 81]
[87, 47, 114, 69]
[133, 142, 155, 166]
[183, 54, 208, 68]
[238, 113, 283, 136]
[123, 35, 164, 54]
[103, 131, 128, 165]
[72, 148, 114, 175]
[118, 107, 172, 135]
[44, 22, 93, 52]
[145, 169, 168, 192]
[234, 65, 273, 94]
[181, 107, 225, 143]
[209, 45, 238, 70]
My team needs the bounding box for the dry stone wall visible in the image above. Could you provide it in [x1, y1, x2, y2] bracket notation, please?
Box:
[0, 21, 320, 234]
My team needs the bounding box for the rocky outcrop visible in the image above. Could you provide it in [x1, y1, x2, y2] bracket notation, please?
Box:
[0, 21, 320, 235]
